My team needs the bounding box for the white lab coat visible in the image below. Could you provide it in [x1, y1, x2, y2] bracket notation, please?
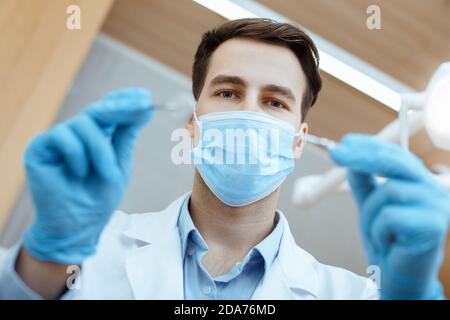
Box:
[2, 192, 379, 299]
[61, 192, 377, 299]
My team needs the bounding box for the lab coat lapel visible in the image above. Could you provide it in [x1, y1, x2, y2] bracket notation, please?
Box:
[252, 213, 319, 300]
[123, 192, 190, 299]
[251, 259, 298, 299]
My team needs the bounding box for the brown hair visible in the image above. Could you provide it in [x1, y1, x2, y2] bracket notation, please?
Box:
[192, 18, 322, 120]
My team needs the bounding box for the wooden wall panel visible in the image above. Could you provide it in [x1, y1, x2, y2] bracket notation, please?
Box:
[0, 0, 113, 230]
[102, 0, 225, 76]
[307, 72, 397, 138]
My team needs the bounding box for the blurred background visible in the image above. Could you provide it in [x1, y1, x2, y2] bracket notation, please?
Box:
[0, 0, 449, 295]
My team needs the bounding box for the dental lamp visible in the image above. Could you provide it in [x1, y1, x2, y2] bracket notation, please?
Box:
[399, 62, 450, 150]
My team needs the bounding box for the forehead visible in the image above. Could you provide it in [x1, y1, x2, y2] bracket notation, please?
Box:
[204, 38, 306, 96]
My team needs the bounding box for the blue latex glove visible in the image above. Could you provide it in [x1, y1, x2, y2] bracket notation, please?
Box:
[22, 88, 153, 264]
[331, 134, 450, 300]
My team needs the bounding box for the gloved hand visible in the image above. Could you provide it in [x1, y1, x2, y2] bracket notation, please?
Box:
[22, 88, 153, 265]
[331, 134, 450, 300]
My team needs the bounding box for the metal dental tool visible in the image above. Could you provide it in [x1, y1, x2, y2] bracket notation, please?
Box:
[305, 133, 337, 151]
[152, 91, 196, 112]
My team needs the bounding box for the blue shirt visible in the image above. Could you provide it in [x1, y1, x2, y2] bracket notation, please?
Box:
[178, 196, 284, 300]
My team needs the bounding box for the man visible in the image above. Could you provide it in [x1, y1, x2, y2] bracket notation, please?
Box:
[1, 18, 449, 300]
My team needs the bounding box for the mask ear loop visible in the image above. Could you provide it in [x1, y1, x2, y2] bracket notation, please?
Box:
[193, 108, 201, 128]
[192, 103, 201, 151]
[294, 128, 306, 142]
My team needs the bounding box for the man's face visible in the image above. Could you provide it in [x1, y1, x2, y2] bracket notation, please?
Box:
[188, 38, 309, 158]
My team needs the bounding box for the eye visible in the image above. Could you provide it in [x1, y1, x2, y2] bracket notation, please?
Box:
[266, 99, 287, 110]
[217, 90, 238, 99]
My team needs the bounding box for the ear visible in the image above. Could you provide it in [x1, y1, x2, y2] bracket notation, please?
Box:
[186, 113, 201, 147]
[185, 114, 195, 138]
[293, 122, 308, 159]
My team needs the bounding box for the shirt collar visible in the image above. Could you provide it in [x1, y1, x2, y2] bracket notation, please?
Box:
[178, 195, 205, 258]
[253, 211, 284, 272]
[177, 195, 284, 271]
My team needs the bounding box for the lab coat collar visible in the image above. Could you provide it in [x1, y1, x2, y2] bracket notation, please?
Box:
[122, 193, 187, 299]
[122, 191, 319, 299]
[269, 213, 319, 299]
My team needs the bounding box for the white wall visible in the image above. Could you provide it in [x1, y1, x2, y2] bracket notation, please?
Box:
[0, 34, 369, 276]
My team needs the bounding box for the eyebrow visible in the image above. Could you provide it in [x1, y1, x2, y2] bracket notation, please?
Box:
[209, 75, 247, 87]
[261, 84, 296, 103]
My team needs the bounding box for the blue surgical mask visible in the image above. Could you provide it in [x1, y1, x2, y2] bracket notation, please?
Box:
[192, 110, 304, 207]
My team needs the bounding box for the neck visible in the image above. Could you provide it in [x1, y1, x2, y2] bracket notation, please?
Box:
[189, 170, 279, 258]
